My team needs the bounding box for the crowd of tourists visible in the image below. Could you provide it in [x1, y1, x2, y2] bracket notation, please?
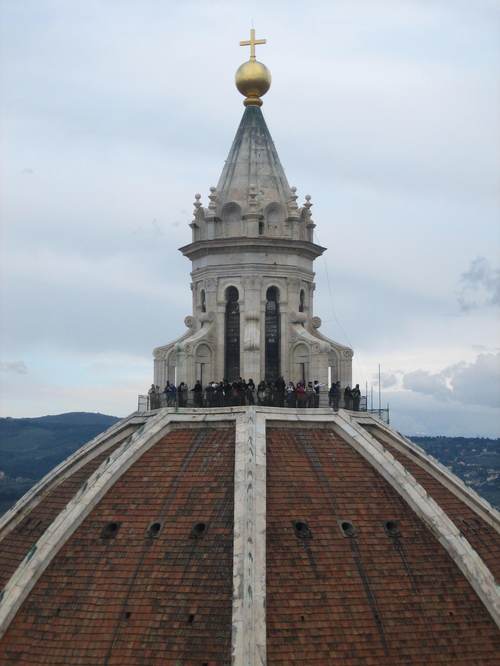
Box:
[147, 378, 363, 411]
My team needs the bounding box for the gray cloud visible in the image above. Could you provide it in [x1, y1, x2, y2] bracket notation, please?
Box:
[403, 369, 450, 400]
[403, 353, 500, 408]
[458, 257, 500, 311]
[0, 1, 499, 431]
[386, 389, 500, 438]
[372, 371, 399, 389]
[0, 361, 28, 375]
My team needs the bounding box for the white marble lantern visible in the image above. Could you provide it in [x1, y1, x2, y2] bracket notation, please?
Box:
[153, 100, 353, 390]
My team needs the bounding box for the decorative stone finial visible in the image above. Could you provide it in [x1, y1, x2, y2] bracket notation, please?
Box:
[208, 186, 217, 211]
[193, 193, 202, 216]
[288, 185, 298, 210]
[235, 29, 271, 107]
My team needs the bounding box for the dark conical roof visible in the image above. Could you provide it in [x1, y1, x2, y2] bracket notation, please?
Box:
[216, 105, 292, 210]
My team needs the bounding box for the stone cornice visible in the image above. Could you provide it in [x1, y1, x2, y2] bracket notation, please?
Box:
[179, 237, 326, 262]
[190, 264, 315, 281]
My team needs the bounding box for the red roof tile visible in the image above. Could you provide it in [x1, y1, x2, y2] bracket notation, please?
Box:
[266, 425, 500, 664]
[0, 436, 129, 591]
[367, 426, 500, 582]
[0, 425, 235, 665]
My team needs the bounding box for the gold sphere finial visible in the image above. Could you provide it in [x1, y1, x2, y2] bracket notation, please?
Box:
[236, 28, 271, 107]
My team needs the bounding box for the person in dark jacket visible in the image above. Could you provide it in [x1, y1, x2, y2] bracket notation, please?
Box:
[306, 382, 315, 408]
[313, 380, 322, 407]
[286, 381, 296, 408]
[257, 381, 266, 405]
[246, 379, 256, 405]
[329, 381, 340, 411]
[274, 376, 286, 407]
[223, 380, 231, 406]
[239, 378, 247, 405]
[215, 381, 224, 406]
[177, 382, 187, 407]
[192, 380, 203, 407]
[148, 384, 157, 410]
[296, 382, 307, 408]
[163, 382, 172, 407]
[205, 382, 215, 407]
[343, 385, 353, 410]
[352, 384, 361, 411]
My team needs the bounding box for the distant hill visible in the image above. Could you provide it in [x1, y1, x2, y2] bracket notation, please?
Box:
[0, 414, 498, 516]
[410, 436, 500, 510]
[0, 412, 120, 515]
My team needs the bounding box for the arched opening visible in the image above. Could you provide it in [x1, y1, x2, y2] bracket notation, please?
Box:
[167, 352, 176, 385]
[299, 289, 305, 313]
[195, 343, 212, 387]
[265, 286, 280, 382]
[225, 286, 240, 381]
[328, 352, 338, 389]
[293, 343, 309, 384]
[265, 203, 283, 237]
[222, 202, 242, 237]
[200, 289, 206, 313]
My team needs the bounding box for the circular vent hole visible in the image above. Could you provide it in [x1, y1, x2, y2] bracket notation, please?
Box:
[340, 520, 356, 537]
[191, 522, 207, 538]
[293, 521, 312, 539]
[147, 522, 162, 538]
[101, 522, 121, 539]
[384, 520, 400, 537]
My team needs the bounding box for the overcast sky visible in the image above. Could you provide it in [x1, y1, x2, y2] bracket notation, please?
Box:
[1, 0, 499, 436]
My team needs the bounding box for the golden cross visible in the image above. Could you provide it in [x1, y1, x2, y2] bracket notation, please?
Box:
[239, 28, 266, 61]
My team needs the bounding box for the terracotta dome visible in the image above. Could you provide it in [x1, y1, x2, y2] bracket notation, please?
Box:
[0, 407, 499, 665]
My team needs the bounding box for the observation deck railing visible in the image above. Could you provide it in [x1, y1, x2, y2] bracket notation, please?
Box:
[137, 390, 390, 424]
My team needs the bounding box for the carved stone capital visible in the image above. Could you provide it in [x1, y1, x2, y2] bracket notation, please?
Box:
[205, 277, 217, 290]
[184, 316, 194, 329]
[243, 277, 260, 290]
[289, 310, 307, 324]
[311, 316, 322, 329]
[199, 311, 214, 323]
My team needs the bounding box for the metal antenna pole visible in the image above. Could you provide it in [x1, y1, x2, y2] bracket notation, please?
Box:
[378, 363, 381, 417]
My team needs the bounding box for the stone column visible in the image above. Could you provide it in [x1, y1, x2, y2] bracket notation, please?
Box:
[242, 277, 261, 381]
[215, 292, 226, 380]
[339, 349, 353, 386]
[279, 282, 289, 381]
